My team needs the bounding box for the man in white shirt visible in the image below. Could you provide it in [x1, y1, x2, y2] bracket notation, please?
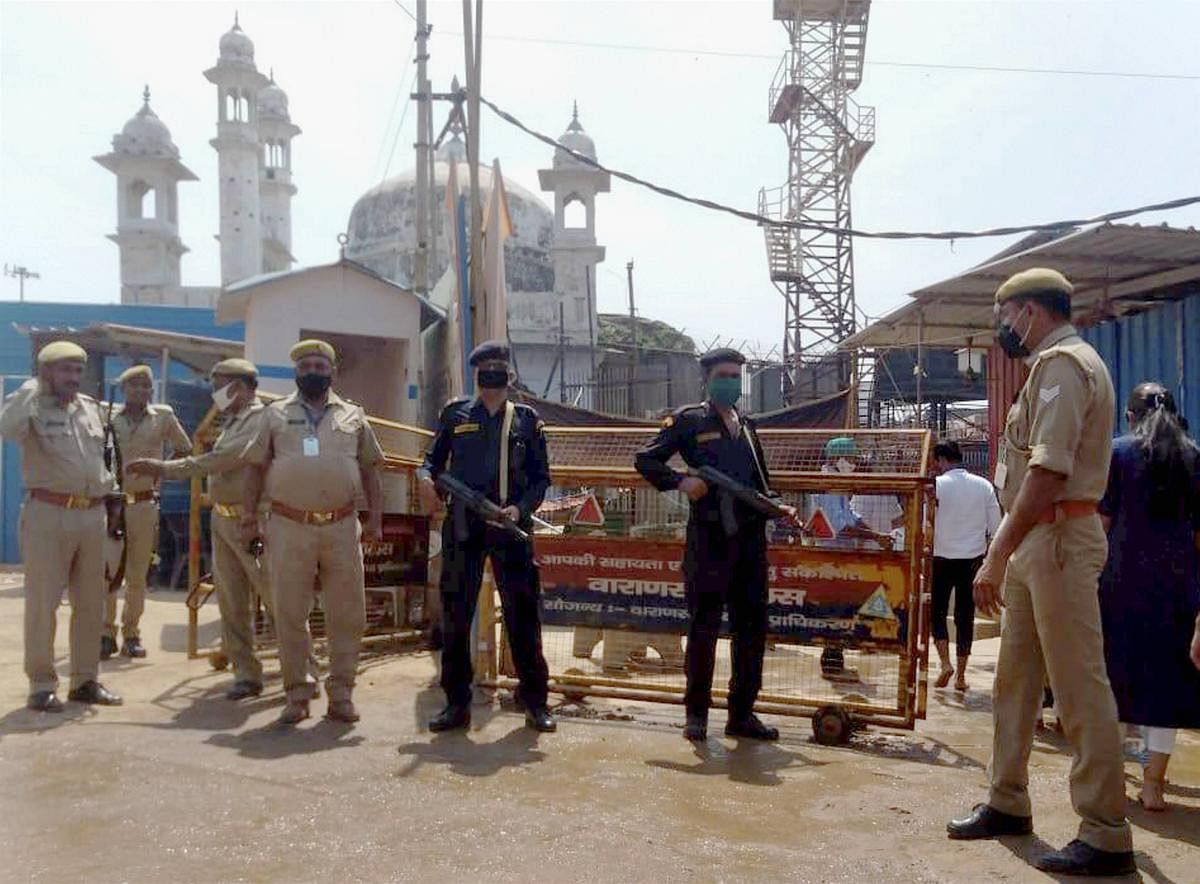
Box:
[932, 440, 1001, 691]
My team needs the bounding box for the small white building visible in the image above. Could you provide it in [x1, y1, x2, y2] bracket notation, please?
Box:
[217, 258, 443, 426]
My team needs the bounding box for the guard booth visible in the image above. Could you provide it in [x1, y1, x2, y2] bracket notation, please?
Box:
[184, 413, 934, 744]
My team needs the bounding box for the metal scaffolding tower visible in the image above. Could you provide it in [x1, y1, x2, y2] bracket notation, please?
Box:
[759, 0, 874, 403]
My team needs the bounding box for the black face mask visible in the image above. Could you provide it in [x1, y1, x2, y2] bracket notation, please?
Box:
[477, 369, 508, 390]
[995, 308, 1031, 360]
[296, 373, 332, 398]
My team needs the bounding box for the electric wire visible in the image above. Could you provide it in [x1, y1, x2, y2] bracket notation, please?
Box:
[480, 94, 1200, 241]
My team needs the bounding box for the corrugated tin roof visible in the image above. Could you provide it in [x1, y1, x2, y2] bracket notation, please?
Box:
[843, 223, 1200, 349]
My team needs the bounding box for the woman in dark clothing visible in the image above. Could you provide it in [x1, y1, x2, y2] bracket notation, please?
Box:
[1099, 382, 1200, 811]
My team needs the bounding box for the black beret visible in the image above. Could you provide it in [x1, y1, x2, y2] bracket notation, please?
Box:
[469, 340, 510, 366]
[699, 347, 746, 370]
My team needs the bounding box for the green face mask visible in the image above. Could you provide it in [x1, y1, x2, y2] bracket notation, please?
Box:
[707, 376, 742, 407]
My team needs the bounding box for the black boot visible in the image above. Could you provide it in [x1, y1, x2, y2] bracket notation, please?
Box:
[947, 804, 1033, 840]
[725, 713, 779, 741]
[1036, 840, 1135, 876]
[68, 681, 123, 706]
[429, 704, 471, 732]
[100, 635, 118, 660]
[225, 680, 263, 700]
[121, 637, 147, 658]
[27, 690, 64, 712]
[683, 712, 708, 742]
[525, 707, 557, 732]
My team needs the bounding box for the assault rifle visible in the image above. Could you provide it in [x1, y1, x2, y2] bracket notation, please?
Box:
[691, 465, 793, 537]
[437, 473, 530, 543]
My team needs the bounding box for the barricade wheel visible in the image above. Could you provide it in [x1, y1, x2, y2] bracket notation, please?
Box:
[209, 652, 229, 671]
[812, 705, 852, 746]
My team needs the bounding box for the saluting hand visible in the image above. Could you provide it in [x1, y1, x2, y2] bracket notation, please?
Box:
[973, 555, 1006, 617]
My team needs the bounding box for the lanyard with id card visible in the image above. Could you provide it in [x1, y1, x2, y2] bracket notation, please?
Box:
[301, 403, 325, 457]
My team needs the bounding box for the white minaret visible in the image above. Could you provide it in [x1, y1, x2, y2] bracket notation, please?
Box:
[257, 69, 300, 273]
[204, 15, 269, 285]
[94, 86, 199, 304]
[538, 104, 610, 335]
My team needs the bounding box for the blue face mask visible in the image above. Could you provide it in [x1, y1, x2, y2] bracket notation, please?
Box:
[707, 376, 742, 407]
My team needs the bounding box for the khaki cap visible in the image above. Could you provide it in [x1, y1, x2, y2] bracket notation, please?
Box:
[116, 364, 153, 385]
[210, 357, 258, 378]
[289, 339, 336, 363]
[995, 267, 1074, 304]
[36, 340, 88, 365]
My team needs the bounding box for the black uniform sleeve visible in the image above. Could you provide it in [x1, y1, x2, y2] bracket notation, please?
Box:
[420, 402, 458, 480]
[517, 414, 551, 520]
[635, 413, 689, 491]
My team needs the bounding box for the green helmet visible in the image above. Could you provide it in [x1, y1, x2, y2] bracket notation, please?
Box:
[824, 436, 858, 458]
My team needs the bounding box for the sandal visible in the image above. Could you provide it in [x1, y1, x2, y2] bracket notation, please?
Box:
[935, 666, 955, 689]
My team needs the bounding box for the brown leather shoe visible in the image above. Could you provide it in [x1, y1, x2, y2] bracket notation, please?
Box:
[278, 700, 310, 725]
[325, 700, 359, 723]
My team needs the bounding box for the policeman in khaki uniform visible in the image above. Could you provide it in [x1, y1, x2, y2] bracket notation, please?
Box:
[948, 269, 1134, 877]
[129, 357, 287, 700]
[102, 364, 191, 659]
[0, 341, 122, 711]
[242, 340, 384, 725]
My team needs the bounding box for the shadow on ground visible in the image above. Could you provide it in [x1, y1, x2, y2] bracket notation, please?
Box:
[395, 725, 546, 778]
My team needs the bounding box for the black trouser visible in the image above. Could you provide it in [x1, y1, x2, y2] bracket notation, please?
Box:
[440, 518, 549, 711]
[682, 519, 768, 721]
[931, 555, 981, 656]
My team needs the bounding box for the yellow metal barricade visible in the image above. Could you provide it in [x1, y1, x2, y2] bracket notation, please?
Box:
[481, 427, 934, 743]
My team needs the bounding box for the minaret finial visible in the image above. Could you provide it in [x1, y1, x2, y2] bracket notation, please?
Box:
[143, 84, 151, 106]
[573, 100, 579, 122]
[233, 10, 240, 30]
[269, 67, 275, 83]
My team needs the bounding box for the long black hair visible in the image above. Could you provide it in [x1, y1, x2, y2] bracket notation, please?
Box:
[1127, 382, 1198, 520]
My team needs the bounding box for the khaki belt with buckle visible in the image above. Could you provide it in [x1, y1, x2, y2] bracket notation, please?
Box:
[271, 501, 356, 526]
[124, 490, 159, 505]
[212, 502, 244, 519]
[29, 488, 105, 510]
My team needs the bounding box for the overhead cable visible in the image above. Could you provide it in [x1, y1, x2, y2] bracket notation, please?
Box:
[479, 95, 1200, 241]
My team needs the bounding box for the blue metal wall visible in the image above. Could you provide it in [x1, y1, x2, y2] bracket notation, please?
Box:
[1080, 291, 1199, 432]
[0, 302, 246, 565]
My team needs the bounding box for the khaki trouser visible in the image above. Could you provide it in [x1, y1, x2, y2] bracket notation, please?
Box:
[267, 513, 364, 703]
[104, 499, 158, 640]
[212, 511, 270, 685]
[988, 517, 1132, 853]
[20, 498, 105, 693]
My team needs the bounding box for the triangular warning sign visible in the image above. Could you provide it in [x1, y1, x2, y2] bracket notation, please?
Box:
[806, 507, 835, 539]
[571, 493, 605, 526]
[858, 585, 896, 621]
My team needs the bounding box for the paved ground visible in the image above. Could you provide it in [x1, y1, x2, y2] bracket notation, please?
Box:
[0, 573, 1197, 883]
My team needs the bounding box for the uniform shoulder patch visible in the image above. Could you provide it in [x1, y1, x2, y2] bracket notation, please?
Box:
[665, 403, 704, 428]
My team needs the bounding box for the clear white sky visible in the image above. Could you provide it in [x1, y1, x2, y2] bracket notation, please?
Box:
[2, 0, 1198, 353]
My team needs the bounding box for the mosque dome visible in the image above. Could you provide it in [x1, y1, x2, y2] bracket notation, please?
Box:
[553, 104, 597, 169]
[345, 151, 555, 293]
[258, 75, 289, 120]
[113, 87, 179, 158]
[219, 17, 255, 63]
